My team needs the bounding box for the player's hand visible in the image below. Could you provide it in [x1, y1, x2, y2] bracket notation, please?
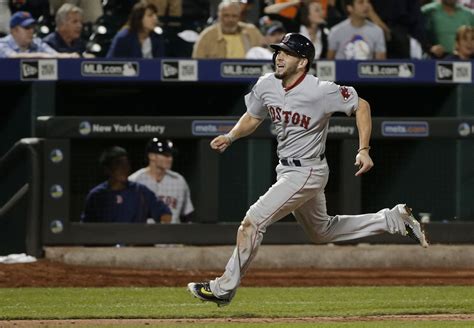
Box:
[354, 151, 374, 176]
[210, 135, 232, 153]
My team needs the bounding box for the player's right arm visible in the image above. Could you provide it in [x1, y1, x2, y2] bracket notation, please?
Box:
[210, 113, 263, 153]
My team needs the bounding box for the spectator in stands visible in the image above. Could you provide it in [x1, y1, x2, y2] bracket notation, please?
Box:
[81, 146, 172, 223]
[106, 1, 165, 58]
[49, 0, 103, 25]
[0, 11, 78, 58]
[445, 25, 474, 60]
[422, 0, 474, 58]
[327, 0, 386, 60]
[368, 0, 425, 59]
[0, 0, 11, 37]
[192, 0, 262, 59]
[43, 4, 88, 55]
[246, 18, 286, 59]
[264, 1, 328, 59]
[129, 138, 194, 224]
[299, 1, 329, 59]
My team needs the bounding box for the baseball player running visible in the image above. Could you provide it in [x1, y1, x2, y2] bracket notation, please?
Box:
[188, 33, 428, 307]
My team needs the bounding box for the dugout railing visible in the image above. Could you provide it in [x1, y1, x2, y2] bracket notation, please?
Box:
[28, 116, 474, 255]
[0, 138, 43, 257]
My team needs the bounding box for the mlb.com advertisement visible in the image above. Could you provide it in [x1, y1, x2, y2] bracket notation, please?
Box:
[81, 61, 139, 77]
[358, 62, 415, 78]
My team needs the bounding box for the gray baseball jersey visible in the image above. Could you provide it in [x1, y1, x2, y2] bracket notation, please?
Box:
[328, 19, 385, 59]
[245, 73, 358, 159]
[129, 168, 194, 224]
[209, 72, 411, 300]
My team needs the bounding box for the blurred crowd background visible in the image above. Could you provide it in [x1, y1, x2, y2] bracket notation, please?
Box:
[0, 0, 472, 60]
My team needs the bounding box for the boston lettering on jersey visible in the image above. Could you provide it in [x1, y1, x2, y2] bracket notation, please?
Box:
[267, 105, 311, 129]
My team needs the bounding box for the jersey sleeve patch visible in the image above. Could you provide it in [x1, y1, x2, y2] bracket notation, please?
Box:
[339, 86, 354, 102]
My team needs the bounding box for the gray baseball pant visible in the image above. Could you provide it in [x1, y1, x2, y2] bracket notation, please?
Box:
[210, 159, 406, 299]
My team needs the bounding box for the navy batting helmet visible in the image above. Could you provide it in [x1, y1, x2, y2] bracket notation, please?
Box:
[146, 138, 175, 155]
[270, 33, 315, 72]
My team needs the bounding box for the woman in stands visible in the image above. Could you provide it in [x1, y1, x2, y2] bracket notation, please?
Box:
[299, 1, 329, 59]
[107, 0, 165, 58]
[264, 0, 328, 59]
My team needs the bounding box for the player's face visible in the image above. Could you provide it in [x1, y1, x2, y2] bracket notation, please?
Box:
[348, 0, 370, 19]
[274, 50, 305, 79]
[108, 156, 131, 184]
[150, 153, 173, 171]
[219, 4, 240, 34]
[142, 9, 158, 33]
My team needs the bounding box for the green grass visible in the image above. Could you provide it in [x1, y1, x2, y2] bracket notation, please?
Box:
[0, 286, 473, 324]
[95, 324, 474, 328]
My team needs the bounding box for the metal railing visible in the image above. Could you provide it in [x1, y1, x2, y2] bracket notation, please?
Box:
[0, 138, 42, 257]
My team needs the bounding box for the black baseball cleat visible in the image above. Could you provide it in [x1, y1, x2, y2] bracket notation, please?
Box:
[400, 205, 429, 248]
[187, 282, 230, 307]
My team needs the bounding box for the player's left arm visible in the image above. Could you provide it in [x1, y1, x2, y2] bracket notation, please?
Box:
[354, 97, 374, 176]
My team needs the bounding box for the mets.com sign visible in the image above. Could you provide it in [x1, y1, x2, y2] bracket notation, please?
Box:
[382, 121, 429, 137]
[192, 120, 237, 136]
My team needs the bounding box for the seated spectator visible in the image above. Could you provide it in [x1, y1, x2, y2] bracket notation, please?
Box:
[422, 0, 474, 58]
[81, 146, 172, 223]
[0, 0, 11, 37]
[246, 18, 286, 59]
[368, 0, 425, 59]
[445, 25, 474, 60]
[264, 1, 328, 59]
[49, 0, 103, 25]
[129, 138, 194, 224]
[0, 11, 78, 58]
[43, 3, 88, 55]
[327, 0, 386, 60]
[192, 0, 262, 59]
[107, 1, 165, 58]
[299, 1, 329, 59]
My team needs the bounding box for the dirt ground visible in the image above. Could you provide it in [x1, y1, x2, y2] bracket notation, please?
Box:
[1, 259, 474, 287]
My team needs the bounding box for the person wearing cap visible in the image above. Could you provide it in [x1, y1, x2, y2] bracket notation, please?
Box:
[0, 11, 78, 58]
[246, 18, 286, 59]
[129, 138, 194, 224]
[81, 146, 172, 223]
